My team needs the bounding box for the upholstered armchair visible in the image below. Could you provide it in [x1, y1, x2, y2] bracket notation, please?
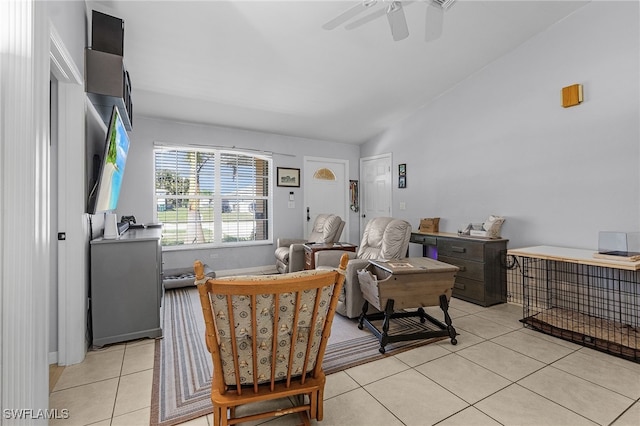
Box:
[315, 217, 411, 318]
[275, 214, 345, 274]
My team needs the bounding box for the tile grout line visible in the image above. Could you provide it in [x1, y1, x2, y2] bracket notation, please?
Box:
[109, 343, 128, 423]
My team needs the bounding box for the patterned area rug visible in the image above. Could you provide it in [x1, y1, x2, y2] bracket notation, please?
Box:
[151, 287, 448, 426]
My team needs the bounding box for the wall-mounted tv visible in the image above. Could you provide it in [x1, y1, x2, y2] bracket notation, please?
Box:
[88, 105, 130, 214]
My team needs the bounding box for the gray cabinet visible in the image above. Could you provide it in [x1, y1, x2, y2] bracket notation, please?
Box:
[90, 228, 162, 346]
[410, 232, 508, 306]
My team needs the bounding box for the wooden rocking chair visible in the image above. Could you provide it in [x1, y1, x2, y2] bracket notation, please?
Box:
[194, 253, 348, 426]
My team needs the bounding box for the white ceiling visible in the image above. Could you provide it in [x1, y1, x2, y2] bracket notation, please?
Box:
[93, 0, 589, 144]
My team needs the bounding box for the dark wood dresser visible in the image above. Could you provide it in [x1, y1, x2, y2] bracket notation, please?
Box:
[410, 232, 508, 307]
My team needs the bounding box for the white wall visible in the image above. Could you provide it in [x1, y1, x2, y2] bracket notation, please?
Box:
[117, 117, 361, 270]
[48, 1, 87, 70]
[362, 1, 639, 252]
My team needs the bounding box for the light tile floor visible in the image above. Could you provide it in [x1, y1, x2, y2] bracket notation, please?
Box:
[49, 298, 640, 425]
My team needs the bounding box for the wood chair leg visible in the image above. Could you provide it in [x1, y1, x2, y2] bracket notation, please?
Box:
[222, 405, 230, 426]
[317, 388, 324, 421]
[309, 391, 317, 419]
[213, 405, 223, 426]
[296, 410, 311, 426]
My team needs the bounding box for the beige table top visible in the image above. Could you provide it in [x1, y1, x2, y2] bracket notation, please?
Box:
[508, 245, 640, 271]
[369, 257, 459, 275]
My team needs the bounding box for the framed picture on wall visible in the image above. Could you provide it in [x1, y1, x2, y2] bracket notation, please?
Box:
[350, 180, 359, 212]
[277, 167, 300, 187]
[398, 163, 406, 188]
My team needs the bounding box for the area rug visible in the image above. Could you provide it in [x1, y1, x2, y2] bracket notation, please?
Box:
[151, 287, 448, 426]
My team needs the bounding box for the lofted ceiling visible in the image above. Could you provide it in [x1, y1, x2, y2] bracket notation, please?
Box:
[92, 1, 589, 144]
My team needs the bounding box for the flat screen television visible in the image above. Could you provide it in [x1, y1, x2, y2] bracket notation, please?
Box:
[88, 105, 130, 214]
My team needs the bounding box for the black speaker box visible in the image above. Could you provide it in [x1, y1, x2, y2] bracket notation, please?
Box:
[92, 10, 124, 56]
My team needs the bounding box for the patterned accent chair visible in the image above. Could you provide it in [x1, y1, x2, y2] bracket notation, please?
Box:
[315, 217, 411, 318]
[274, 214, 345, 274]
[194, 254, 348, 426]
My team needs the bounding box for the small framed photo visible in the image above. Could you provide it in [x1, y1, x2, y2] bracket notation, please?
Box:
[277, 167, 300, 187]
[398, 163, 406, 188]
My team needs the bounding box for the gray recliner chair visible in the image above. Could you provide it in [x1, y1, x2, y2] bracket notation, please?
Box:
[274, 214, 345, 274]
[315, 217, 411, 318]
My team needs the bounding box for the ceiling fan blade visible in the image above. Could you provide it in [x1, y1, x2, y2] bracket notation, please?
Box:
[322, 0, 378, 30]
[387, 1, 409, 41]
[431, 0, 456, 11]
[424, 2, 444, 42]
[344, 7, 386, 30]
[346, 1, 416, 31]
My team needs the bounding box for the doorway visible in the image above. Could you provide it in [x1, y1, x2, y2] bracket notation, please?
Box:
[50, 26, 87, 366]
[303, 157, 349, 241]
[50, 77, 59, 364]
[359, 153, 392, 231]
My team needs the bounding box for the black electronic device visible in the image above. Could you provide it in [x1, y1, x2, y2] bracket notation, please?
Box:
[120, 215, 136, 225]
[92, 10, 124, 56]
[87, 106, 131, 214]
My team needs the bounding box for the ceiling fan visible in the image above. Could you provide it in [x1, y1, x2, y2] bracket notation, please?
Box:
[322, 0, 456, 42]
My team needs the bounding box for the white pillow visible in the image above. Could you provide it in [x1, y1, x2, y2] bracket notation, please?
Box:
[483, 215, 505, 238]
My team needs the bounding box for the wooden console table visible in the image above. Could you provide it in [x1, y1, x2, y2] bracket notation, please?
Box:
[303, 242, 357, 270]
[508, 246, 640, 363]
[357, 257, 459, 354]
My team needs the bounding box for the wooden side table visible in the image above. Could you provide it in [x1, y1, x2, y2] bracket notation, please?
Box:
[303, 242, 357, 270]
[358, 257, 459, 353]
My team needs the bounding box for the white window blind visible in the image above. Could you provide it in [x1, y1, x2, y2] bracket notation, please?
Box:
[154, 147, 271, 247]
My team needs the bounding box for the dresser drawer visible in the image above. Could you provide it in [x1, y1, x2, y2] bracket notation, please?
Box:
[438, 255, 484, 281]
[437, 239, 484, 260]
[452, 277, 485, 304]
[410, 233, 437, 246]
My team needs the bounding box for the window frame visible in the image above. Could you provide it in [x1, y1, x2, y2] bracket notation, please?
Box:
[153, 144, 273, 250]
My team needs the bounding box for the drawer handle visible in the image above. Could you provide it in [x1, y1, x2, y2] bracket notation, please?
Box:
[454, 283, 465, 290]
[452, 246, 466, 253]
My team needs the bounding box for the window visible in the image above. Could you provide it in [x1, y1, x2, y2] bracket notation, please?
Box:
[154, 146, 271, 248]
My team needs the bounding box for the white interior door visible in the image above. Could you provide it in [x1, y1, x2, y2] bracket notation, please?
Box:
[360, 154, 392, 231]
[303, 157, 349, 241]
